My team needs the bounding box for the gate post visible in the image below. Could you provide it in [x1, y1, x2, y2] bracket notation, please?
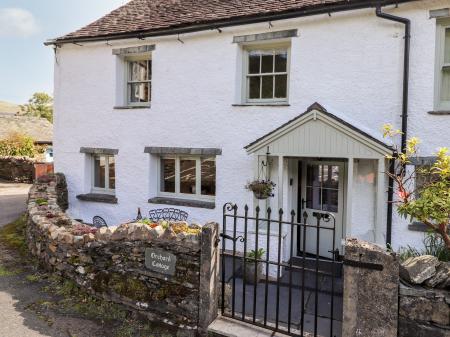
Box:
[342, 238, 399, 337]
[198, 222, 220, 335]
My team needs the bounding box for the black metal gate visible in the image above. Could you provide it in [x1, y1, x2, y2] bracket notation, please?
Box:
[220, 203, 343, 337]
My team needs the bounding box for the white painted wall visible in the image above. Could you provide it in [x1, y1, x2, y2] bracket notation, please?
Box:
[53, 1, 450, 252]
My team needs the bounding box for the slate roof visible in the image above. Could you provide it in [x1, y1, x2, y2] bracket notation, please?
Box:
[0, 114, 53, 144]
[51, 0, 414, 43]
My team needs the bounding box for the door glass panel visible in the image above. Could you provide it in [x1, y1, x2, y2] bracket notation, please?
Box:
[322, 165, 339, 189]
[161, 158, 175, 193]
[94, 156, 106, 189]
[307, 164, 321, 188]
[306, 186, 321, 210]
[180, 159, 196, 194]
[445, 28, 450, 64]
[322, 188, 338, 212]
[306, 164, 340, 212]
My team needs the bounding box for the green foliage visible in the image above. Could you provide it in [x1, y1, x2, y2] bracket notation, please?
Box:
[383, 124, 450, 251]
[0, 132, 36, 157]
[0, 264, 15, 277]
[247, 248, 265, 260]
[20, 92, 53, 123]
[0, 214, 28, 255]
[398, 231, 450, 262]
[35, 198, 48, 206]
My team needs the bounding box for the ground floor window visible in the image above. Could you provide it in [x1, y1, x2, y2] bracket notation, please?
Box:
[92, 154, 115, 194]
[159, 155, 216, 199]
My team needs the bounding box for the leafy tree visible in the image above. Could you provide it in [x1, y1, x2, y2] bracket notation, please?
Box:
[383, 124, 450, 251]
[20, 92, 53, 123]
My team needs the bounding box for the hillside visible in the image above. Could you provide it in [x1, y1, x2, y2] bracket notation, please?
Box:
[0, 101, 20, 115]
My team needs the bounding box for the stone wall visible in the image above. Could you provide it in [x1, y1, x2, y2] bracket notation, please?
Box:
[0, 156, 35, 183]
[343, 238, 450, 337]
[26, 174, 219, 336]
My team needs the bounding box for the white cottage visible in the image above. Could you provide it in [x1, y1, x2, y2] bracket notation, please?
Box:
[48, 0, 450, 257]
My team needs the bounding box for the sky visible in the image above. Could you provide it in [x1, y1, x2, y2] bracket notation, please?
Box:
[0, 0, 128, 104]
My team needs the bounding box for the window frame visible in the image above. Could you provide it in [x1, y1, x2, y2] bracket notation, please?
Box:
[91, 154, 116, 195]
[157, 155, 216, 201]
[434, 19, 450, 111]
[125, 55, 152, 107]
[242, 43, 290, 104]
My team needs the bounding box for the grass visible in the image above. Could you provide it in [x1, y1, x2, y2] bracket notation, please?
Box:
[0, 264, 15, 276]
[0, 214, 28, 255]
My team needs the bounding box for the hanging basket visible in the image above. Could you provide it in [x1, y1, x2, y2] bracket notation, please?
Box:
[245, 180, 276, 200]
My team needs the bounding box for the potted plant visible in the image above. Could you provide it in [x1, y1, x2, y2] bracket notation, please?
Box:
[245, 179, 276, 200]
[244, 248, 265, 284]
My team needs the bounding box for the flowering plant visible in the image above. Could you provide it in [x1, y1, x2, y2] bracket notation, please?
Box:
[245, 179, 276, 199]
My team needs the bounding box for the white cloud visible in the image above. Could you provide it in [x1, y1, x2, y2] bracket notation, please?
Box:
[0, 8, 40, 38]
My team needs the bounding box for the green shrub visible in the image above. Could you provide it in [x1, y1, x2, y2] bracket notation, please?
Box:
[0, 132, 36, 157]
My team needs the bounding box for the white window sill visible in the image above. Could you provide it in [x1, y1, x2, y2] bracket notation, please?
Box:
[114, 105, 151, 110]
[232, 103, 290, 107]
[76, 193, 118, 204]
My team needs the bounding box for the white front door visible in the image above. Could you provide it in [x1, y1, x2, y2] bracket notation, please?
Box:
[299, 161, 344, 259]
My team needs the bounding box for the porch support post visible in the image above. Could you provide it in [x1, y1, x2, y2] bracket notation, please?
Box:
[278, 156, 284, 211]
[346, 158, 354, 238]
[375, 158, 385, 245]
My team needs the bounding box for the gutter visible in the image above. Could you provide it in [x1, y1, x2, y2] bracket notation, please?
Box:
[44, 0, 413, 46]
[375, 5, 411, 246]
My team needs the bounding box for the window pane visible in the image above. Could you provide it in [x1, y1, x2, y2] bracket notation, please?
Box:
[445, 28, 450, 64]
[441, 68, 450, 101]
[201, 157, 216, 196]
[161, 158, 175, 193]
[108, 157, 115, 190]
[274, 75, 287, 98]
[322, 189, 338, 212]
[129, 83, 150, 103]
[180, 159, 196, 194]
[249, 76, 260, 99]
[129, 61, 148, 81]
[261, 75, 274, 99]
[94, 156, 106, 189]
[275, 52, 287, 72]
[322, 165, 339, 189]
[306, 187, 321, 210]
[248, 52, 260, 74]
[261, 52, 274, 73]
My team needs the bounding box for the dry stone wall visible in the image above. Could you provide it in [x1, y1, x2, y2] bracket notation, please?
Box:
[0, 156, 35, 183]
[343, 238, 450, 337]
[26, 174, 219, 336]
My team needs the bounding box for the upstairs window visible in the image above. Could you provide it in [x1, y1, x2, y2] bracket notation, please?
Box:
[92, 154, 116, 195]
[159, 156, 216, 200]
[245, 47, 289, 103]
[435, 21, 450, 110]
[127, 58, 152, 105]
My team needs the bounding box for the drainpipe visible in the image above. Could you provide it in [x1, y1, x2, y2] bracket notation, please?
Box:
[375, 5, 411, 246]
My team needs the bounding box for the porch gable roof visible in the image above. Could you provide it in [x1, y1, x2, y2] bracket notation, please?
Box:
[245, 103, 393, 158]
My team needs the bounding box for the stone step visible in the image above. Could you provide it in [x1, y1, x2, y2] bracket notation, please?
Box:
[208, 316, 294, 337]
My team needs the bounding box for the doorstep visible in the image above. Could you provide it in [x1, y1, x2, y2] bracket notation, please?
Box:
[208, 316, 293, 337]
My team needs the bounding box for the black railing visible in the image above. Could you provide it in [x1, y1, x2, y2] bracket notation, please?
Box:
[221, 203, 343, 337]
